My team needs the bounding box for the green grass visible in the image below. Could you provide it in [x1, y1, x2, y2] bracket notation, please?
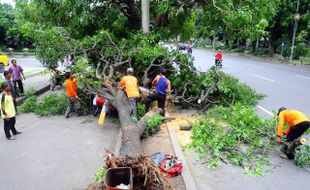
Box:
[292, 59, 310, 65]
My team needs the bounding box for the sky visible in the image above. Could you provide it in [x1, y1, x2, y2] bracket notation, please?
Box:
[0, 0, 15, 7]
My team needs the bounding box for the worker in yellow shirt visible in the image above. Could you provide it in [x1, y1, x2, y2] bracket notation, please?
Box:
[119, 68, 140, 116]
[276, 107, 310, 143]
[0, 82, 22, 140]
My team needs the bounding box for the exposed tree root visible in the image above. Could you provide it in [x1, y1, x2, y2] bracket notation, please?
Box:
[86, 151, 175, 190]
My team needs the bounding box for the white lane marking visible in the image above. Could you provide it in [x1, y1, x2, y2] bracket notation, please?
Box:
[294, 75, 310, 80]
[256, 106, 274, 116]
[252, 74, 275, 83]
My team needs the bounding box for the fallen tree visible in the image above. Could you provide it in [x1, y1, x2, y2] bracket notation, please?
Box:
[16, 0, 277, 188]
[71, 34, 180, 189]
[69, 33, 234, 189]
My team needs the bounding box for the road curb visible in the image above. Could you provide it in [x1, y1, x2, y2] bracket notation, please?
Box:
[16, 84, 51, 106]
[168, 126, 198, 190]
[304, 166, 310, 173]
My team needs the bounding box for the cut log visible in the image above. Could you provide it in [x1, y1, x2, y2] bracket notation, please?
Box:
[180, 124, 192, 131]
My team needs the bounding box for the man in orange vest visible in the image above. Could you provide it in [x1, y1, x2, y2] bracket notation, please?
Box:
[276, 107, 310, 143]
[64, 72, 81, 118]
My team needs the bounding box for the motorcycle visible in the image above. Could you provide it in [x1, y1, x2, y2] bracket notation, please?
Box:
[215, 59, 223, 68]
[50, 69, 66, 91]
[187, 47, 192, 57]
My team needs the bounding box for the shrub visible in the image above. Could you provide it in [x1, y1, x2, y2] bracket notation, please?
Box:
[231, 47, 249, 53]
[137, 103, 146, 119]
[143, 114, 164, 138]
[19, 93, 67, 116]
[294, 43, 309, 59]
[254, 48, 271, 56]
[18, 96, 37, 113]
[34, 93, 67, 116]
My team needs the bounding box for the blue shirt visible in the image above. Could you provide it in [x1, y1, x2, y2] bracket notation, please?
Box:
[156, 76, 168, 96]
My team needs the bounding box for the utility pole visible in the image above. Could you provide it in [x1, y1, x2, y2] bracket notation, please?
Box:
[290, 0, 300, 62]
[141, 0, 150, 33]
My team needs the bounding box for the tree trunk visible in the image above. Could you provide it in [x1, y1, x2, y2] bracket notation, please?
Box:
[112, 0, 141, 30]
[251, 41, 256, 53]
[256, 38, 259, 50]
[128, 0, 141, 30]
[115, 90, 159, 157]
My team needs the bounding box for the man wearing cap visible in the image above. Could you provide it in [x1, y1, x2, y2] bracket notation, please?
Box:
[0, 82, 22, 140]
[276, 107, 310, 143]
[145, 69, 171, 117]
[119, 68, 140, 116]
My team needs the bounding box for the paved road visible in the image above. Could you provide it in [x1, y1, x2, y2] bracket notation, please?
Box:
[3, 56, 50, 95]
[192, 48, 310, 118]
[185, 149, 310, 190]
[188, 48, 310, 190]
[6, 56, 45, 74]
[0, 113, 119, 190]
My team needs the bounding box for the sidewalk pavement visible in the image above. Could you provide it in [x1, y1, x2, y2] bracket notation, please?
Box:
[0, 69, 121, 190]
[16, 74, 51, 105]
[23, 74, 50, 92]
[0, 113, 119, 190]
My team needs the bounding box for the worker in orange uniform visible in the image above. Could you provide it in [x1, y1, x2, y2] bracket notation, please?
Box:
[118, 68, 140, 116]
[64, 72, 81, 118]
[276, 107, 310, 143]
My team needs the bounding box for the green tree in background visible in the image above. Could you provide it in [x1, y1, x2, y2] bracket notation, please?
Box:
[267, 0, 310, 57]
[0, 2, 32, 51]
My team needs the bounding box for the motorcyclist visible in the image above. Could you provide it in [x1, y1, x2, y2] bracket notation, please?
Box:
[50, 68, 63, 91]
[215, 50, 223, 66]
